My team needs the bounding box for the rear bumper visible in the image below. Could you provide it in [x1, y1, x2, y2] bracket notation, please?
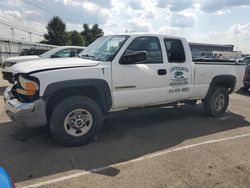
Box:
[4, 86, 47, 128]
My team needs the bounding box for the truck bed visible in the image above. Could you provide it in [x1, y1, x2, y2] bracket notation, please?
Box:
[191, 61, 246, 99]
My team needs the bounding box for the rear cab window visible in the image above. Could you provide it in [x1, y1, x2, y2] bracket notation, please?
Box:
[164, 38, 186, 63]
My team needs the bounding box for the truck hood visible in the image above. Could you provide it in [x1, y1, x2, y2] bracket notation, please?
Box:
[10, 58, 100, 74]
[4, 55, 40, 63]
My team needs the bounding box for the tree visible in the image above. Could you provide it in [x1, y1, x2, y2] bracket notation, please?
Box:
[43, 16, 67, 45]
[81, 24, 104, 46]
[67, 31, 84, 46]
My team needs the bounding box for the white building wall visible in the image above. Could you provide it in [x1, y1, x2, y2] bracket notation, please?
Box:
[0, 38, 57, 64]
[212, 51, 242, 59]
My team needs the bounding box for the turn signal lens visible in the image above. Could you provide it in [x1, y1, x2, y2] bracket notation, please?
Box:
[16, 88, 36, 96]
[17, 75, 39, 96]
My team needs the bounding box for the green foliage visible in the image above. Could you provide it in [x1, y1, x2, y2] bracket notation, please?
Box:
[81, 24, 104, 46]
[41, 16, 104, 46]
[67, 31, 84, 46]
[43, 16, 67, 45]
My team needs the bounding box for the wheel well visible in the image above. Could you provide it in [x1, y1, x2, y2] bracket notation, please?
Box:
[205, 75, 236, 99]
[45, 86, 109, 119]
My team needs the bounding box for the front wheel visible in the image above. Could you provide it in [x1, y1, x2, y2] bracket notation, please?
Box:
[203, 87, 229, 117]
[49, 96, 103, 146]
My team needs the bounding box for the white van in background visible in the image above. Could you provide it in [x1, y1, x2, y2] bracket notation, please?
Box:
[2, 46, 85, 83]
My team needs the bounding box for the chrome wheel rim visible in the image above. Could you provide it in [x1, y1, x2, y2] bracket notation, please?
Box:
[64, 109, 93, 137]
[215, 94, 225, 111]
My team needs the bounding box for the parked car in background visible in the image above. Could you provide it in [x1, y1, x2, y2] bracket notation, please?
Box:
[230, 58, 244, 63]
[20, 48, 49, 56]
[241, 57, 250, 91]
[0, 167, 14, 188]
[2, 46, 85, 83]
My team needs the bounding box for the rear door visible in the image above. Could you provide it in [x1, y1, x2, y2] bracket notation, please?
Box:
[163, 38, 193, 101]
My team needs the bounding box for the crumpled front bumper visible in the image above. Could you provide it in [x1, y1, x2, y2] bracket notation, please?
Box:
[4, 86, 47, 128]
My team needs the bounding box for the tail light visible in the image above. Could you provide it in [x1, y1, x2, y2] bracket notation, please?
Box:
[244, 65, 248, 81]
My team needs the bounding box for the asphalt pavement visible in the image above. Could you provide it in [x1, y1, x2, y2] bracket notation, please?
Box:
[0, 69, 249, 188]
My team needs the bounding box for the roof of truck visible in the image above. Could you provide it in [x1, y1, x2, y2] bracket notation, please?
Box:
[106, 33, 185, 39]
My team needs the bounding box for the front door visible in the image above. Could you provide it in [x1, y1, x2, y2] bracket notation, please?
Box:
[111, 36, 170, 109]
[163, 38, 192, 101]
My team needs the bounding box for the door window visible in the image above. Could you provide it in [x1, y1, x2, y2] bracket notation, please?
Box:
[123, 37, 163, 64]
[164, 39, 185, 63]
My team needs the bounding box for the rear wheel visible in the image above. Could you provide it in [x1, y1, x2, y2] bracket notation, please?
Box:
[203, 87, 229, 117]
[49, 96, 103, 146]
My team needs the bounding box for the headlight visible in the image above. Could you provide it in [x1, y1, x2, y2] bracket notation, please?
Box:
[4, 62, 16, 68]
[16, 75, 39, 96]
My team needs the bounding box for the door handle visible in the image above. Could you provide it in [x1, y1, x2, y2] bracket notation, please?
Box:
[158, 69, 167, 75]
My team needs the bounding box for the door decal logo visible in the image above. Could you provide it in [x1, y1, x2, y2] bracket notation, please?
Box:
[169, 66, 189, 86]
[174, 70, 184, 79]
[169, 66, 190, 93]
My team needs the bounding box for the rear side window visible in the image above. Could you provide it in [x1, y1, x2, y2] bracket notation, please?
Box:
[123, 37, 163, 64]
[164, 39, 185, 63]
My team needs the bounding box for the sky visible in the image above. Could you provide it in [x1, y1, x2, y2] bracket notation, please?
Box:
[0, 0, 250, 53]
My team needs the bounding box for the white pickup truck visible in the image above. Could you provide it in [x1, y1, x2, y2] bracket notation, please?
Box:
[4, 34, 247, 146]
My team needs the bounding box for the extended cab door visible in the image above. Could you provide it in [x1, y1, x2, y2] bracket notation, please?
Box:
[162, 38, 193, 101]
[111, 36, 170, 109]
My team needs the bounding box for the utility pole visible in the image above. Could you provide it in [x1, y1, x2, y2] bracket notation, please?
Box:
[10, 27, 14, 40]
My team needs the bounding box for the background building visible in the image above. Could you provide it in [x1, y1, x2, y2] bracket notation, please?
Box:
[0, 38, 56, 64]
[189, 42, 241, 59]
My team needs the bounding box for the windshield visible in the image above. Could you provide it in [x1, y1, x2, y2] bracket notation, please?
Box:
[79, 35, 129, 62]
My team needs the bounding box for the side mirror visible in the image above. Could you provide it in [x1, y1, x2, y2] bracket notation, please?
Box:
[120, 51, 147, 64]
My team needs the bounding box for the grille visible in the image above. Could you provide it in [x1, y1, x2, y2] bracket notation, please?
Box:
[2, 72, 14, 83]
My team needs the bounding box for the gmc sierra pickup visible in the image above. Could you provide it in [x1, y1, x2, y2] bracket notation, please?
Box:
[4, 34, 247, 146]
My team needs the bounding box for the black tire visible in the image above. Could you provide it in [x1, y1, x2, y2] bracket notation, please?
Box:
[203, 87, 229, 117]
[49, 95, 103, 146]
